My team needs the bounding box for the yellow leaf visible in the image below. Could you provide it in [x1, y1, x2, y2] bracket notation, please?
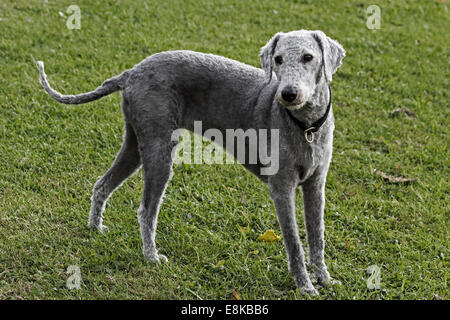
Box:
[257, 229, 282, 242]
[232, 290, 241, 300]
[249, 249, 259, 255]
[214, 260, 225, 268]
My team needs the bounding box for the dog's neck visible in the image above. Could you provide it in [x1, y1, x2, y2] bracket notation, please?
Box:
[287, 81, 331, 128]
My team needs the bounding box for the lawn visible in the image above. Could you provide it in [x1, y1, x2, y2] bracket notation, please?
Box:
[0, 0, 448, 299]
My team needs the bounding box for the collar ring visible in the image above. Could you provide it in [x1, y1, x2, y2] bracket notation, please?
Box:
[304, 127, 316, 144]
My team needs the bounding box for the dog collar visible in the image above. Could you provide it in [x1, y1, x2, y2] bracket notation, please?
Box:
[285, 85, 332, 144]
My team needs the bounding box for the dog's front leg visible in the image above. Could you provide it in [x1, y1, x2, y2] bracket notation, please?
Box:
[302, 172, 331, 286]
[269, 178, 318, 295]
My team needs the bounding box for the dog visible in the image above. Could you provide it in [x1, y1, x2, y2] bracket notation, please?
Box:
[37, 29, 345, 295]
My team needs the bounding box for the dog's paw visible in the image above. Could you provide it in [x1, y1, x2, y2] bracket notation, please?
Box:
[145, 252, 168, 264]
[97, 224, 109, 234]
[299, 283, 319, 296]
[88, 223, 109, 234]
[295, 276, 319, 296]
[309, 263, 331, 287]
[315, 270, 331, 287]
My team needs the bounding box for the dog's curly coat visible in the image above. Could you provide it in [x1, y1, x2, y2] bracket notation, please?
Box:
[38, 30, 345, 295]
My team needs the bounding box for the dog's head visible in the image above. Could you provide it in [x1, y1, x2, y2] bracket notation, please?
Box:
[260, 30, 345, 110]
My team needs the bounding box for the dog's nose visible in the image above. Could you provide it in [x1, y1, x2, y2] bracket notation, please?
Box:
[281, 86, 298, 103]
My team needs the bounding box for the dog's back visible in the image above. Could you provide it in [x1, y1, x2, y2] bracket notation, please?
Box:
[124, 50, 273, 131]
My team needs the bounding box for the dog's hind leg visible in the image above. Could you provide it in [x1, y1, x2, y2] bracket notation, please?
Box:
[88, 122, 141, 233]
[136, 131, 177, 264]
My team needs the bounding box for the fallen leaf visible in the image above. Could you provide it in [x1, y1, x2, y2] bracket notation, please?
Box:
[258, 229, 282, 242]
[232, 290, 241, 300]
[374, 169, 416, 184]
[389, 107, 417, 118]
[214, 260, 225, 268]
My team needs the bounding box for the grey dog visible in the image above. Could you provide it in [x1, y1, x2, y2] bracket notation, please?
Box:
[37, 29, 345, 295]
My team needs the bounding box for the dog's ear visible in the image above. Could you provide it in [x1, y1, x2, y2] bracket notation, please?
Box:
[260, 32, 283, 82]
[312, 30, 346, 82]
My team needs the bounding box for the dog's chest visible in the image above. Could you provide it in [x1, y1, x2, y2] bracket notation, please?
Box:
[295, 144, 322, 182]
[286, 131, 331, 184]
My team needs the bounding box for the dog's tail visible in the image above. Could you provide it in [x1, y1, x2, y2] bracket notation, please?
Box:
[37, 61, 130, 104]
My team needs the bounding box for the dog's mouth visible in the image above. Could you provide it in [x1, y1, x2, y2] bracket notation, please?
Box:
[277, 97, 307, 111]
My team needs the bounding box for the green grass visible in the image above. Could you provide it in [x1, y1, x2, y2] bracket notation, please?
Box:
[0, 0, 448, 300]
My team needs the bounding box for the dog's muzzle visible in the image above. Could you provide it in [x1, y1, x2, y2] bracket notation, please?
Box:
[278, 86, 306, 110]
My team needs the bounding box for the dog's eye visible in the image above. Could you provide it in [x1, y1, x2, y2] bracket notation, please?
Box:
[274, 55, 283, 65]
[303, 54, 313, 62]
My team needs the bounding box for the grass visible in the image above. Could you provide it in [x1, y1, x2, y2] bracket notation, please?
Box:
[0, 0, 448, 300]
